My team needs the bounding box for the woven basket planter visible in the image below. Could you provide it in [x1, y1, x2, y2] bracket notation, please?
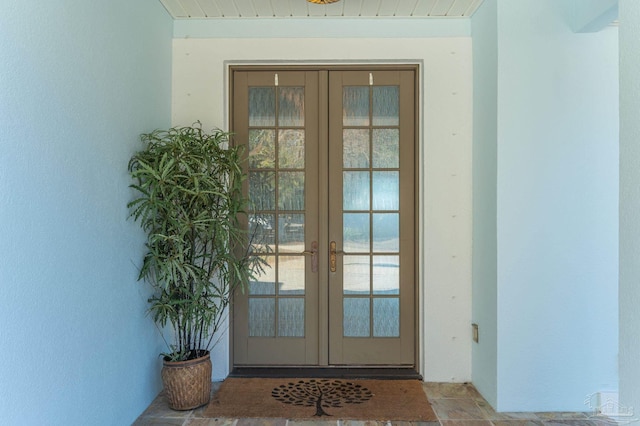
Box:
[161, 351, 212, 410]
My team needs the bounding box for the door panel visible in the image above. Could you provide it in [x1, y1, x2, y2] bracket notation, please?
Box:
[233, 70, 320, 365]
[232, 68, 415, 367]
[328, 70, 415, 365]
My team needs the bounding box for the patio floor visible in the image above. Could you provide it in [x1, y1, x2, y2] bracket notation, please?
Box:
[133, 382, 615, 426]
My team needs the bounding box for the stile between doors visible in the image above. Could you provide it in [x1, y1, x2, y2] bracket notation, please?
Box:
[232, 67, 416, 368]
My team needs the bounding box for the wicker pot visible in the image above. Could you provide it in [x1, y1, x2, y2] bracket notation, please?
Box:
[161, 351, 212, 410]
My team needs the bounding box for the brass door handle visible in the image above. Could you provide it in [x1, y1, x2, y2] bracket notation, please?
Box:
[301, 241, 318, 273]
[330, 241, 339, 273]
[329, 241, 346, 273]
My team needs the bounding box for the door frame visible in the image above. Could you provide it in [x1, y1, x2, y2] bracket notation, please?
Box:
[227, 63, 421, 373]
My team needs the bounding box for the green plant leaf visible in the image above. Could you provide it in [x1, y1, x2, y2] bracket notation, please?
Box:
[127, 123, 266, 359]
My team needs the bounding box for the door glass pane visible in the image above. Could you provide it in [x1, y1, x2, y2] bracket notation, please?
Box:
[278, 256, 305, 295]
[249, 281, 276, 295]
[278, 213, 304, 253]
[278, 298, 305, 337]
[373, 297, 399, 337]
[249, 129, 275, 169]
[343, 129, 370, 168]
[372, 86, 399, 126]
[279, 87, 305, 127]
[249, 87, 276, 127]
[249, 171, 275, 210]
[343, 86, 370, 126]
[249, 213, 275, 253]
[343, 298, 370, 337]
[343, 171, 370, 211]
[279, 130, 305, 169]
[372, 171, 399, 210]
[372, 129, 399, 168]
[373, 255, 399, 295]
[343, 213, 370, 253]
[343, 255, 370, 295]
[249, 298, 275, 337]
[372, 213, 399, 252]
[278, 171, 305, 210]
[248, 256, 276, 295]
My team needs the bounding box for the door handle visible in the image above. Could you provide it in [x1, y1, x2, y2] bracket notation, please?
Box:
[329, 242, 346, 273]
[330, 241, 340, 273]
[301, 240, 318, 273]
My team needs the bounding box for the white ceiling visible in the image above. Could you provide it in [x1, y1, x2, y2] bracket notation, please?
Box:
[159, 0, 484, 19]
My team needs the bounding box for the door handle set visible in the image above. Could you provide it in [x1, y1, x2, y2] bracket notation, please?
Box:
[330, 241, 338, 273]
[302, 240, 343, 273]
[330, 241, 345, 273]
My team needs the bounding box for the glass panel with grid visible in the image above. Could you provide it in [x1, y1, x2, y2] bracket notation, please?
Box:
[248, 85, 306, 338]
[342, 85, 400, 338]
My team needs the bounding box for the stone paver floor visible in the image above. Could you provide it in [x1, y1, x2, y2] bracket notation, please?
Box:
[133, 382, 618, 426]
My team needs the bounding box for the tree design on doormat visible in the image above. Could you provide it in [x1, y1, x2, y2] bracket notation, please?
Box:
[271, 379, 373, 417]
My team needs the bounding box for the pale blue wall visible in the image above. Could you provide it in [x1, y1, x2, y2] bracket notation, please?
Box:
[496, 0, 619, 411]
[0, 1, 172, 424]
[619, 0, 640, 416]
[471, 0, 498, 408]
[569, 0, 618, 32]
[471, 0, 620, 412]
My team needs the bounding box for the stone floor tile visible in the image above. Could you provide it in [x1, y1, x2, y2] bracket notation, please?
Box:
[287, 420, 338, 426]
[136, 392, 196, 419]
[132, 417, 188, 426]
[335, 422, 438, 426]
[423, 383, 482, 399]
[534, 413, 589, 420]
[191, 404, 215, 417]
[440, 420, 494, 426]
[540, 421, 603, 426]
[430, 398, 487, 420]
[491, 421, 546, 426]
[587, 419, 626, 426]
[236, 418, 288, 426]
[474, 400, 540, 421]
[185, 419, 238, 426]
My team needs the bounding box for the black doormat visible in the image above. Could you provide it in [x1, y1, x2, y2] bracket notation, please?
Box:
[229, 367, 422, 380]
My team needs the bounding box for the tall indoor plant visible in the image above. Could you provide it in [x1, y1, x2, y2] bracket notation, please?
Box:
[128, 123, 261, 410]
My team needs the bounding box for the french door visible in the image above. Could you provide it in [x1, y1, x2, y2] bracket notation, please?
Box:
[232, 67, 416, 367]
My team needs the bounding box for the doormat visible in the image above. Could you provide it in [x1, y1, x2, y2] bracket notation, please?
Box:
[202, 377, 437, 421]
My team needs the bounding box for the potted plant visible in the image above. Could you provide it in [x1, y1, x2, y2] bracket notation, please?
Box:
[127, 123, 262, 410]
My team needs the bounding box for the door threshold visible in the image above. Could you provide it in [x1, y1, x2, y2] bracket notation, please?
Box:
[229, 367, 422, 380]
